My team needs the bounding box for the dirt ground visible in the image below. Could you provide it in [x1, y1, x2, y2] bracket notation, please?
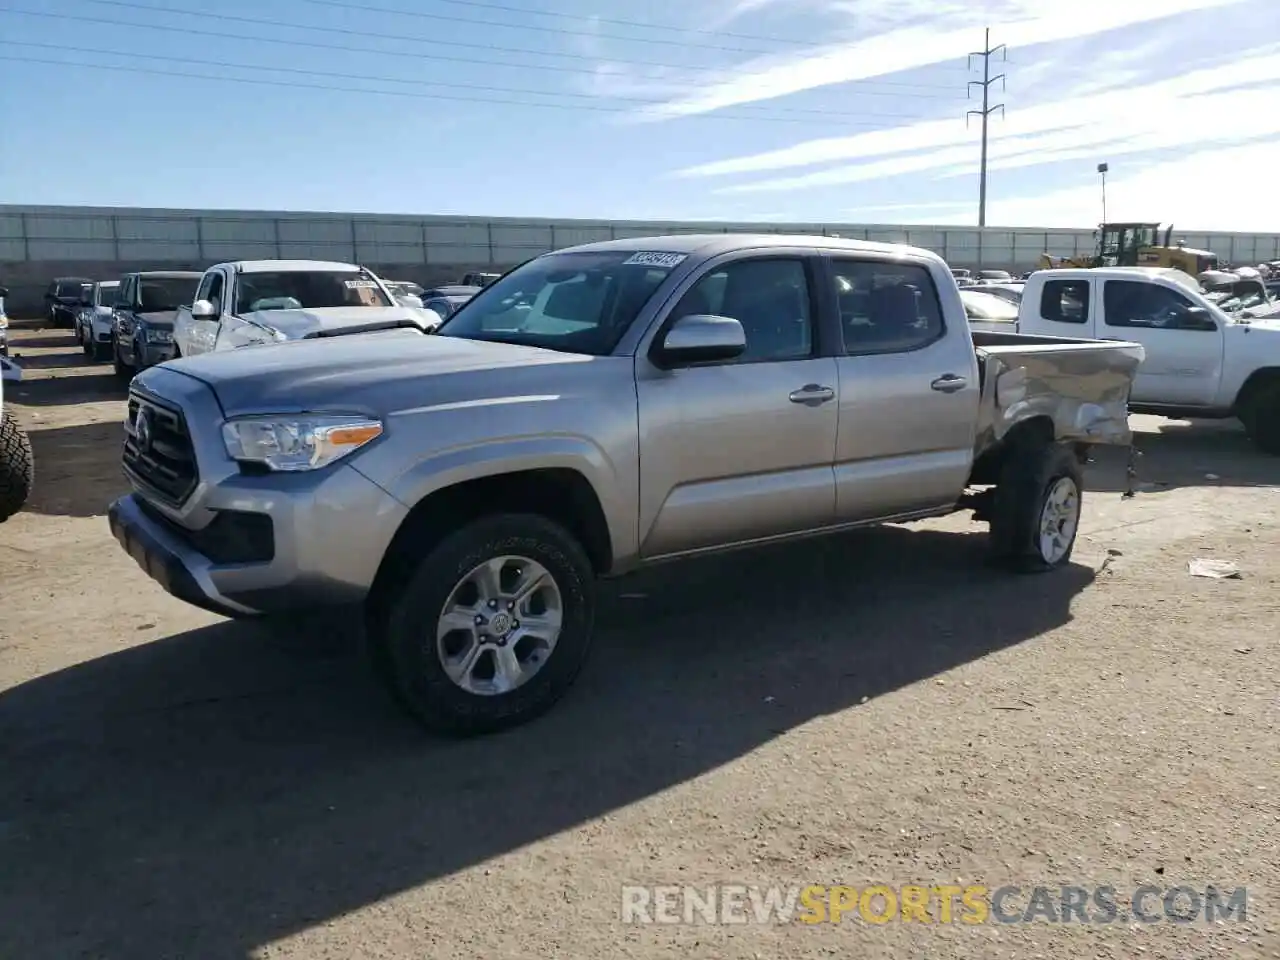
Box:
[1, 325, 1277, 960]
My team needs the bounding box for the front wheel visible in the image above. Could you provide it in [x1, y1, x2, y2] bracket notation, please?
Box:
[1240, 382, 1280, 455]
[370, 513, 597, 737]
[112, 339, 134, 379]
[987, 440, 1083, 573]
[0, 408, 34, 522]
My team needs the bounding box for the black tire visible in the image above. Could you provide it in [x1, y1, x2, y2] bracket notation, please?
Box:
[1240, 381, 1280, 455]
[986, 439, 1083, 573]
[112, 339, 134, 379]
[0, 408, 34, 523]
[370, 513, 596, 737]
[90, 339, 108, 362]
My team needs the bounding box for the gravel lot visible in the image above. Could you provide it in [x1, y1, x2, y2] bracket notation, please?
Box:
[1, 325, 1277, 960]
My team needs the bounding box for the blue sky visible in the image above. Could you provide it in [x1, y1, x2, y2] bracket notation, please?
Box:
[1, 0, 1277, 229]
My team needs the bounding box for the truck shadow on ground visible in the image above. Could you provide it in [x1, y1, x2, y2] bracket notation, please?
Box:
[0, 524, 1093, 959]
[1086, 418, 1278, 494]
[22, 421, 130, 518]
[5, 369, 128, 407]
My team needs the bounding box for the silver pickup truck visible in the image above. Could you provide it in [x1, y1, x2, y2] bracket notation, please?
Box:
[108, 235, 1144, 735]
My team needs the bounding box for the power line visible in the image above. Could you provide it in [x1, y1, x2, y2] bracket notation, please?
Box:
[2, 6, 962, 94]
[256, 0, 790, 56]
[966, 27, 1006, 228]
[1, 54, 958, 126]
[0, 41, 943, 124]
[297, 0, 821, 48]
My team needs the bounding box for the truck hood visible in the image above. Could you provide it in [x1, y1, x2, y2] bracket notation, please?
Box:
[237, 305, 434, 339]
[159, 332, 598, 417]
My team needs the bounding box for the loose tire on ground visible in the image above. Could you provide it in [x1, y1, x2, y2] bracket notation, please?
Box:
[0, 408, 34, 523]
[1239, 381, 1280, 455]
[370, 512, 596, 737]
[986, 439, 1083, 573]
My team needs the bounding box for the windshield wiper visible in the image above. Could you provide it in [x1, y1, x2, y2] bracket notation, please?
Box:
[302, 318, 428, 339]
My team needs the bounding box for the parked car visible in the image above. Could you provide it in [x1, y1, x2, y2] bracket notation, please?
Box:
[385, 280, 425, 300]
[978, 269, 1013, 282]
[0, 351, 33, 522]
[107, 233, 1144, 737]
[173, 260, 439, 357]
[0, 284, 9, 357]
[44, 276, 93, 328]
[960, 288, 1020, 333]
[421, 285, 481, 321]
[1016, 267, 1280, 453]
[979, 282, 1025, 305]
[460, 271, 500, 287]
[112, 271, 203, 378]
[75, 280, 121, 361]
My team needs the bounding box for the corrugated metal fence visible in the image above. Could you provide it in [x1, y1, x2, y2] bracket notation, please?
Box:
[2, 204, 1278, 314]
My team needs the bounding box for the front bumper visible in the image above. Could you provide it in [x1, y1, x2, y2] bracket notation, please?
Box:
[111, 366, 411, 617]
[137, 339, 177, 367]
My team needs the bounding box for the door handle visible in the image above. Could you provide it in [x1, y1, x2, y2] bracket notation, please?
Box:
[930, 374, 968, 393]
[789, 384, 835, 405]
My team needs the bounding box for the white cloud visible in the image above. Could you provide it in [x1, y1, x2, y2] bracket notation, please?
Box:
[675, 44, 1280, 189]
[633, 0, 1246, 120]
[926, 140, 1280, 230]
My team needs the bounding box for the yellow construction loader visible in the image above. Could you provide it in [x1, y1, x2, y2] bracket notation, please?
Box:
[1037, 223, 1219, 276]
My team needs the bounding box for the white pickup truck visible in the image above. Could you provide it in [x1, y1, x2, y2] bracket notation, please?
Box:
[974, 267, 1280, 453]
[172, 259, 441, 357]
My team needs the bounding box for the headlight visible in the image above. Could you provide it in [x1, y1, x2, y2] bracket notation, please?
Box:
[145, 328, 173, 344]
[221, 416, 383, 472]
[0, 316, 8, 330]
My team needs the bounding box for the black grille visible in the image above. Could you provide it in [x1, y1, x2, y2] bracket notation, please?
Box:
[123, 392, 198, 504]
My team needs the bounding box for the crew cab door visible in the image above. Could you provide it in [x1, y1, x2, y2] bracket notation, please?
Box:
[1098, 278, 1223, 406]
[825, 256, 980, 521]
[186, 270, 227, 355]
[635, 253, 839, 558]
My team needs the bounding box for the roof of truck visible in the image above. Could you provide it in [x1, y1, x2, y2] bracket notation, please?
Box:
[1034, 266, 1203, 293]
[555, 233, 943, 261]
[217, 259, 367, 273]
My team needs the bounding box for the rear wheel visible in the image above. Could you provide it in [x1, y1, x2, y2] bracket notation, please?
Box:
[1239, 381, 1280, 455]
[369, 513, 596, 737]
[987, 440, 1083, 573]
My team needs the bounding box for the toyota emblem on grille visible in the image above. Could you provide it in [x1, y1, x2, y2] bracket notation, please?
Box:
[135, 406, 154, 454]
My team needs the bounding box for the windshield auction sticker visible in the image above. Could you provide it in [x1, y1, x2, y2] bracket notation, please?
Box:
[344, 279, 380, 289]
[623, 252, 688, 268]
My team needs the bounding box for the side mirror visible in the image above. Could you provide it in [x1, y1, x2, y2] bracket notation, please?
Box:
[190, 299, 217, 319]
[656, 314, 746, 367]
[0, 286, 8, 298]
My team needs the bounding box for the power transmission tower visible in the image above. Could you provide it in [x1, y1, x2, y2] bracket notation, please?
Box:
[967, 27, 1006, 228]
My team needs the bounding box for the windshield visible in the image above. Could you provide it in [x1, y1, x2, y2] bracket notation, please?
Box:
[137, 276, 199, 312]
[234, 270, 392, 313]
[438, 250, 679, 355]
[95, 284, 119, 307]
[961, 290, 1019, 320]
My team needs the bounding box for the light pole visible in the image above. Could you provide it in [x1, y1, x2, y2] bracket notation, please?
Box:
[1097, 161, 1108, 224]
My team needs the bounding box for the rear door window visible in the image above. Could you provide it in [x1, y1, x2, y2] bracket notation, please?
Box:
[1039, 279, 1089, 324]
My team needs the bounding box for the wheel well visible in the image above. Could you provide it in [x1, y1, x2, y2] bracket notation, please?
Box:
[968, 415, 1056, 485]
[1232, 367, 1280, 415]
[368, 468, 613, 611]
